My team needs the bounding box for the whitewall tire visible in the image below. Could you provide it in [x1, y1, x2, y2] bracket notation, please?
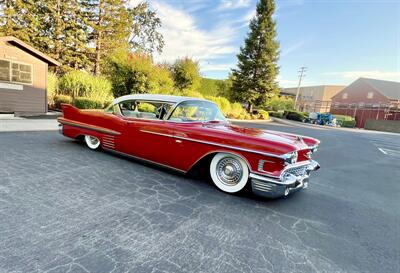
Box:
[84, 135, 101, 150]
[210, 153, 249, 193]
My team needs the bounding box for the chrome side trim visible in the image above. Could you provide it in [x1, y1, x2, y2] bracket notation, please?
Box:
[103, 148, 187, 174]
[139, 129, 285, 159]
[58, 118, 121, 136]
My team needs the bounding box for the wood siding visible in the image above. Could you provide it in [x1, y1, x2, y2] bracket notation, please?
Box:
[0, 41, 48, 114]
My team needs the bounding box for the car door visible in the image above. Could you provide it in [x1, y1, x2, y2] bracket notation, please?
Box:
[122, 101, 177, 168]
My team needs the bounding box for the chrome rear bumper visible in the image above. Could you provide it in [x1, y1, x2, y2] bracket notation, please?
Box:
[250, 160, 320, 198]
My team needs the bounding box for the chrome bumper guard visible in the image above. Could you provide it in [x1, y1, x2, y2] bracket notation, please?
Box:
[58, 124, 63, 135]
[250, 160, 320, 198]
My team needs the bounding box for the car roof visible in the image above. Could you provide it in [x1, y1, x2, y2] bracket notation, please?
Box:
[112, 94, 210, 105]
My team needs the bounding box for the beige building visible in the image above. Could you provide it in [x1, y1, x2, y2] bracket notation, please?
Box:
[281, 85, 345, 113]
[0, 36, 60, 115]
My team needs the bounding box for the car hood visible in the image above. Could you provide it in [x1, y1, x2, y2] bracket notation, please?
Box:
[202, 122, 315, 155]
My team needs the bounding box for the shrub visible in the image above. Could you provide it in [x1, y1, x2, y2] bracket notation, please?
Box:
[59, 70, 113, 103]
[265, 96, 294, 111]
[268, 111, 284, 118]
[205, 96, 232, 115]
[284, 111, 308, 122]
[73, 97, 104, 109]
[181, 90, 204, 99]
[341, 120, 356, 128]
[199, 78, 221, 97]
[334, 114, 356, 127]
[54, 95, 73, 109]
[256, 109, 270, 120]
[47, 72, 58, 108]
[334, 114, 354, 122]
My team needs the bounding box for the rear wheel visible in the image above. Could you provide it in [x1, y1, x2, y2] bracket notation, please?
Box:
[84, 135, 101, 150]
[210, 153, 249, 193]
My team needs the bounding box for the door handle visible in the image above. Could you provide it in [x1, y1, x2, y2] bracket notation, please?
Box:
[175, 139, 182, 143]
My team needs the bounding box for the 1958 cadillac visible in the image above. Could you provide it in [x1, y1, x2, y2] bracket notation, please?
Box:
[58, 94, 320, 198]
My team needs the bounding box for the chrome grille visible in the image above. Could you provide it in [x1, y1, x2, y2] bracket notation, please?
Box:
[252, 180, 276, 192]
[285, 165, 307, 177]
[102, 135, 115, 149]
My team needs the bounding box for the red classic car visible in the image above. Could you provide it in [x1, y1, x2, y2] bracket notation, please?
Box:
[58, 94, 320, 198]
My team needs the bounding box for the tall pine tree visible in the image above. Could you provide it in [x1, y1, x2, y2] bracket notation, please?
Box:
[0, 0, 40, 42]
[231, 0, 280, 111]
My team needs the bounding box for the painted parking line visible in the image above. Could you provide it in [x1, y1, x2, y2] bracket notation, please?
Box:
[370, 138, 400, 158]
[378, 148, 388, 155]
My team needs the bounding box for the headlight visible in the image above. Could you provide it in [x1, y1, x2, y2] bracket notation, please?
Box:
[283, 151, 298, 165]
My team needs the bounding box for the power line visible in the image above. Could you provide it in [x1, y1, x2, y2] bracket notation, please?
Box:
[294, 67, 307, 110]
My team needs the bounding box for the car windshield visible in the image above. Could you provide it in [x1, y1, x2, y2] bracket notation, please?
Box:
[169, 100, 227, 122]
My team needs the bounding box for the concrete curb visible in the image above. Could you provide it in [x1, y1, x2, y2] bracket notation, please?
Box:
[272, 117, 400, 135]
[228, 118, 272, 123]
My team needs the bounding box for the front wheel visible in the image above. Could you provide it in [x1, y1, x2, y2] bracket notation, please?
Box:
[210, 153, 249, 193]
[84, 135, 101, 150]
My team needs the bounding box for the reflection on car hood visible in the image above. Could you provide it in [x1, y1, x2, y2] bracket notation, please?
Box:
[203, 122, 311, 151]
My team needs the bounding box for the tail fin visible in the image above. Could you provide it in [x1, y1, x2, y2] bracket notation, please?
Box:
[60, 104, 80, 119]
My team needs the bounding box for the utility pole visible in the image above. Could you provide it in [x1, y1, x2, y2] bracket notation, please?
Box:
[294, 67, 307, 110]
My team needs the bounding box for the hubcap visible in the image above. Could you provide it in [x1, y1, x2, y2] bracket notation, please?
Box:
[216, 157, 243, 186]
[89, 136, 99, 145]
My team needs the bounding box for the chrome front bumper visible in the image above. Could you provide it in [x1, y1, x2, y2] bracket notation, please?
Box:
[250, 160, 320, 198]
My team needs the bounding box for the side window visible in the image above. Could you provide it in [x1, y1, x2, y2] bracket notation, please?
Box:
[169, 101, 226, 122]
[119, 100, 136, 116]
[137, 102, 156, 114]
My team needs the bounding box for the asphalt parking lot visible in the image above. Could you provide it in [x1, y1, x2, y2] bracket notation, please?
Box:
[0, 122, 399, 273]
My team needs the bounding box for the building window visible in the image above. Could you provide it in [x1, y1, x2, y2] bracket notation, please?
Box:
[367, 92, 374, 99]
[0, 59, 33, 85]
[342, 93, 348, 99]
[0, 60, 10, 81]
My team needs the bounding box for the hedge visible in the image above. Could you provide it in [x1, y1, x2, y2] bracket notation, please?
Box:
[73, 97, 104, 109]
[268, 111, 284, 118]
[54, 95, 73, 109]
[284, 111, 308, 122]
[334, 114, 356, 128]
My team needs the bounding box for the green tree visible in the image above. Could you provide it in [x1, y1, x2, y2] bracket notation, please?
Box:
[82, 0, 131, 75]
[105, 49, 174, 97]
[231, 0, 280, 112]
[83, 0, 164, 75]
[217, 74, 234, 100]
[0, 0, 90, 73]
[40, 0, 90, 72]
[0, 0, 40, 42]
[129, 2, 164, 54]
[172, 58, 201, 92]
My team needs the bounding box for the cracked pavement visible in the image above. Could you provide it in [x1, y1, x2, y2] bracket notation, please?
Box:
[0, 123, 399, 273]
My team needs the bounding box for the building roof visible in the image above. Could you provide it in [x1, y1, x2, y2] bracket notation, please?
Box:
[112, 94, 210, 105]
[0, 36, 60, 66]
[361, 78, 400, 100]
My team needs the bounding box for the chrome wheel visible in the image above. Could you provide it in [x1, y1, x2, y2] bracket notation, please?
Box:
[216, 157, 243, 186]
[210, 153, 249, 193]
[84, 135, 101, 150]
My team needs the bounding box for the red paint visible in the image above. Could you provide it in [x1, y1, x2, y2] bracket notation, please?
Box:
[59, 104, 319, 177]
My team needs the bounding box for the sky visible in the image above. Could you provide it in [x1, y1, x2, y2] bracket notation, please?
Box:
[131, 0, 400, 87]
